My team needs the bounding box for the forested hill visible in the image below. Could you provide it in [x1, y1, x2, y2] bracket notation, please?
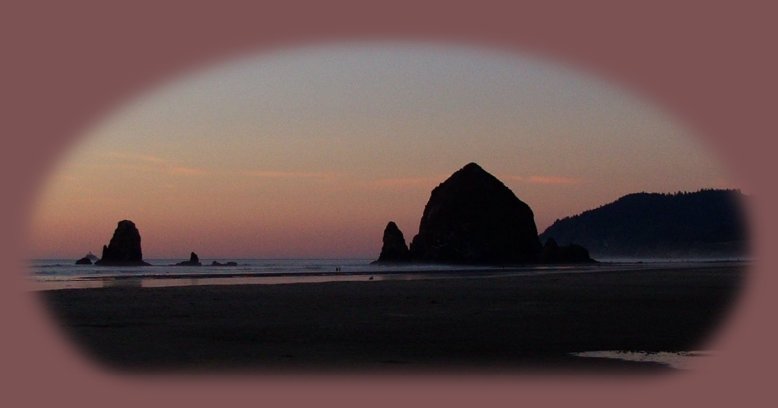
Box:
[539, 189, 748, 259]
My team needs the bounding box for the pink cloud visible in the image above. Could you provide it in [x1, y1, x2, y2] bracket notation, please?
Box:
[102, 152, 207, 176]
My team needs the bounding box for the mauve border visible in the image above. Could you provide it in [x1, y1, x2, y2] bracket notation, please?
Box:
[1, 1, 776, 407]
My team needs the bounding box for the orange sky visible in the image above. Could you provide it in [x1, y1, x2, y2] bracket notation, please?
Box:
[27, 43, 737, 259]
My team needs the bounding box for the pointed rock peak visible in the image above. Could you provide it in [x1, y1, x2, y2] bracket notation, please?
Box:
[372, 221, 411, 264]
[461, 162, 485, 173]
[385, 221, 401, 234]
[449, 162, 492, 180]
[442, 162, 506, 189]
[175, 251, 202, 266]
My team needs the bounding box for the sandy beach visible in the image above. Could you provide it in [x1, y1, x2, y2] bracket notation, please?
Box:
[39, 263, 745, 373]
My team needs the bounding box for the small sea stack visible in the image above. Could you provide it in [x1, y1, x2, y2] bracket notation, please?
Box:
[94, 220, 150, 266]
[75, 251, 99, 265]
[540, 239, 595, 264]
[372, 221, 411, 264]
[175, 252, 202, 266]
[75, 256, 92, 265]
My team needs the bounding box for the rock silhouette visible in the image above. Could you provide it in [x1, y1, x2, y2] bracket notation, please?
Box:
[95, 220, 150, 266]
[540, 238, 594, 264]
[539, 189, 748, 258]
[75, 256, 92, 265]
[373, 163, 597, 265]
[175, 252, 202, 266]
[372, 221, 411, 264]
[75, 251, 99, 265]
[408, 163, 543, 264]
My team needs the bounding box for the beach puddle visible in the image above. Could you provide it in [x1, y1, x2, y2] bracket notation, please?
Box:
[572, 351, 713, 370]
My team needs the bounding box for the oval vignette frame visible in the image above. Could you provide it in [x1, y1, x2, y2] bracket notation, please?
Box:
[1, 2, 776, 408]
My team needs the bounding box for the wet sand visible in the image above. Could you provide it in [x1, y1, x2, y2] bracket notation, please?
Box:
[39, 263, 744, 373]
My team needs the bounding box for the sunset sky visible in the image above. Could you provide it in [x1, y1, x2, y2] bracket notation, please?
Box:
[27, 43, 736, 259]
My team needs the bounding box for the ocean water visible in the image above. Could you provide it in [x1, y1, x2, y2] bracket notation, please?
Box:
[28, 258, 747, 290]
[29, 258, 526, 290]
[30, 258, 503, 279]
[32, 258, 375, 278]
[572, 350, 717, 370]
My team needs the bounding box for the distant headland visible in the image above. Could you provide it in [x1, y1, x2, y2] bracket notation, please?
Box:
[539, 189, 749, 258]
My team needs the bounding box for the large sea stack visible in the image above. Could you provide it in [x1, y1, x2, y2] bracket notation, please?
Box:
[95, 220, 150, 266]
[408, 163, 543, 264]
[372, 221, 411, 264]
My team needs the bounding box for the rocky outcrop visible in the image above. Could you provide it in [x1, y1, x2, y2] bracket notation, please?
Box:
[95, 220, 150, 266]
[408, 163, 543, 264]
[372, 221, 411, 264]
[540, 239, 595, 264]
[175, 252, 202, 266]
[75, 256, 92, 265]
[75, 251, 99, 265]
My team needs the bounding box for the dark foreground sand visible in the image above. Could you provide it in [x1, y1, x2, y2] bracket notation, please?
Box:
[40, 264, 744, 373]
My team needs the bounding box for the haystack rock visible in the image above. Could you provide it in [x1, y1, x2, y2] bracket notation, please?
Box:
[95, 220, 150, 266]
[175, 252, 202, 266]
[372, 221, 411, 264]
[408, 163, 543, 264]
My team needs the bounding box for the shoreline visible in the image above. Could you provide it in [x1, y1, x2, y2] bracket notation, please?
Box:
[40, 263, 745, 373]
[31, 260, 749, 291]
